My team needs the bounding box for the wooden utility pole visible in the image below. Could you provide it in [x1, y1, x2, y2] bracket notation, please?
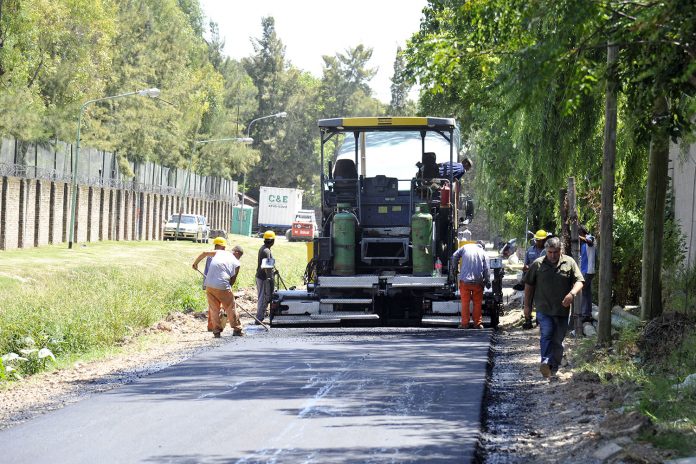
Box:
[568, 177, 583, 336]
[598, 43, 619, 345]
[640, 96, 669, 320]
[559, 188, 570, 255]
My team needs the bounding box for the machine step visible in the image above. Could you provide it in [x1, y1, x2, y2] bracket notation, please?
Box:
[319, 298, 373, 304]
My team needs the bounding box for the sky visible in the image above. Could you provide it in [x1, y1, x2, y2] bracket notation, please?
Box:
[199, 0, 428, 104]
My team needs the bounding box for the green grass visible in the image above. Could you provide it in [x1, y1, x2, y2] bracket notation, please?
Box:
[0, 235, 308, 379]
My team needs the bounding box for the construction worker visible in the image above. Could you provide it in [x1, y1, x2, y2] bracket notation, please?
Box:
[524, 230, 549, 271]
[201, 237, 224, 331]
[524, 237, 584, 378]
[193, 238, 244, 338]
[513, 229, 548, 291]
[255, 230, 275, 323]
[451, 240, 491, 329]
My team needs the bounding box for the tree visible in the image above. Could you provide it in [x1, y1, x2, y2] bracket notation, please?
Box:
[388, 47, 414, 116]
[319, 44, 381, 118]
[403, 0, 695, 323]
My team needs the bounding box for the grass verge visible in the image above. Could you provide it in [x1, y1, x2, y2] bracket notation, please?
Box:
[0, 236, 308, 380]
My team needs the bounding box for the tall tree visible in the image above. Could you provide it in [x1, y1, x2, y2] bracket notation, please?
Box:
[388, 47, 413, 116]
[319, 44, 380, 118]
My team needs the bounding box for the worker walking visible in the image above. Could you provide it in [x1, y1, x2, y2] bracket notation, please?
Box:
[524, 237, 584, 378]
[256, 230, 275, 323]
[193, 239, 244, 338]
[451, 241, 491, 329]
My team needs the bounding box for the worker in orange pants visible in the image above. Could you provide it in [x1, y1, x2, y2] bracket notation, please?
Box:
[459, 281, 484, 328]
[451, 241, 491, 329]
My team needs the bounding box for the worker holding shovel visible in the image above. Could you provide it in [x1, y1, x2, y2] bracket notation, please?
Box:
[193, 239, 244, 338]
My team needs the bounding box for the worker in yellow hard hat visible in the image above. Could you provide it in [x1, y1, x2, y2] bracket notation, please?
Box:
[524, 229, 548, 270]
[255, 230, 276, 323]
[193, 237, 245, 337]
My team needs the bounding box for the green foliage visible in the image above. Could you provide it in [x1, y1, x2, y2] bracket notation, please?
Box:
[663, 260, 696, 315]
[612, 208, 644, 305]
[404, 0, 695, 307]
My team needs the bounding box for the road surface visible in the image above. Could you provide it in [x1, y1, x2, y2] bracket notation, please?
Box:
[0, 328, 491, 463]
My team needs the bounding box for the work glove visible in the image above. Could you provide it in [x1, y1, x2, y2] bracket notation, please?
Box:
[522, 316, 533, 330]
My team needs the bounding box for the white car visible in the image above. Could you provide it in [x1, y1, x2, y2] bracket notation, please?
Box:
[163, 214, 205, 242]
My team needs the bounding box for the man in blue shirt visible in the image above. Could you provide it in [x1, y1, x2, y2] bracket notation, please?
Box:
[579, 225, 596, 323]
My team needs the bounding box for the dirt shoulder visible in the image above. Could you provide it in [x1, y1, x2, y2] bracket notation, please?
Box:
[478, 292, 674, 464]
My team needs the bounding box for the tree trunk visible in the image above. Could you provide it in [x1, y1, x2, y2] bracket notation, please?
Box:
[640, 96, 670, 320]
[568, 178, 582, 336]
[598, 43, 618, 346]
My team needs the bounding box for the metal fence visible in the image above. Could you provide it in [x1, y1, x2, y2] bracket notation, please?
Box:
[0, 137, 236, 202]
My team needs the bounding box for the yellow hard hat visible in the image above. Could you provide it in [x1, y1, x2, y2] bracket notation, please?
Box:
[213, 237, 227, 247]
[534, 229, 548, 240]
[263, 230, 276, 240]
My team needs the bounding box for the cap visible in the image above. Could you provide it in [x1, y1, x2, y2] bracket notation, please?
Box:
[534, 230, 548, 240]
[213, 237, 227, 247]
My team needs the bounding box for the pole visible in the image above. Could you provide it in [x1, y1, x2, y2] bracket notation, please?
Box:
[68, 89, 160, 248]
[242, 112, 287, 237]
[175, 152, 195, 241]
[68, 105, 86, 249]
[598, 43, 618, 345]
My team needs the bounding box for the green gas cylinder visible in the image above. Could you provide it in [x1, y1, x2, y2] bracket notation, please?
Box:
[412, 203, 433, 276]
[332, 204, 356, 275]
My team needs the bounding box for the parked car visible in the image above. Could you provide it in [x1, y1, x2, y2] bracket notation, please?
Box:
[163, 213, 205, 242]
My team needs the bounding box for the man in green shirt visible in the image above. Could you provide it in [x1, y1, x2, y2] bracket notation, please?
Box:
[524, 237, 584, 378]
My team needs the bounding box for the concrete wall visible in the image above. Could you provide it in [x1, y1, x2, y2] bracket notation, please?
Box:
[670, 142, 696, 268]
[0, 176, 235, 250]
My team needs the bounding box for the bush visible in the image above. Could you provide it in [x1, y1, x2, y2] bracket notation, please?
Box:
[612, 209, 644, 305]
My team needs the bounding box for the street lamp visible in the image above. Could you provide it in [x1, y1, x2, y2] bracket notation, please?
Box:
[68, 88, 161, 249]
[174, 136, 254, 240]
[240, 111, 288, 234]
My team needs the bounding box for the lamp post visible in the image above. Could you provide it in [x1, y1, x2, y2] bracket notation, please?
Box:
[174, 137, 253, 241]
[241, 111, 287, 235]
[68, 88, 161, 249]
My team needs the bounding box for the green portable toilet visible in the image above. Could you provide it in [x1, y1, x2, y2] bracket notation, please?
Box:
[231, 205, 253, 236]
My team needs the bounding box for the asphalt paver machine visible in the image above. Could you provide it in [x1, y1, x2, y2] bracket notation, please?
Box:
[271, 117, 502, 327]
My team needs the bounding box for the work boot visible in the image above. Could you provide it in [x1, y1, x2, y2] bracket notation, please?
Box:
[539, 361, 551, 379]
[232, 330, 244, 337]
[474, 323, 484, 329]
[213, 330, 221, 338]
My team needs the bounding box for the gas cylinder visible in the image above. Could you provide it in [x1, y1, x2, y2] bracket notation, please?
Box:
[332, 203, 356, 275]
[411, 203, 433, 276]
[440, 181, 451, 207]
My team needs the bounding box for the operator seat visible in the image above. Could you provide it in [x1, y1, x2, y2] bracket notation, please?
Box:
[333, 159, 358, 203]
[421, 152, 438, 179]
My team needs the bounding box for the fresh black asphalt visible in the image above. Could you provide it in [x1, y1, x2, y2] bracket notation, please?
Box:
[0, 327, 491, 463]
